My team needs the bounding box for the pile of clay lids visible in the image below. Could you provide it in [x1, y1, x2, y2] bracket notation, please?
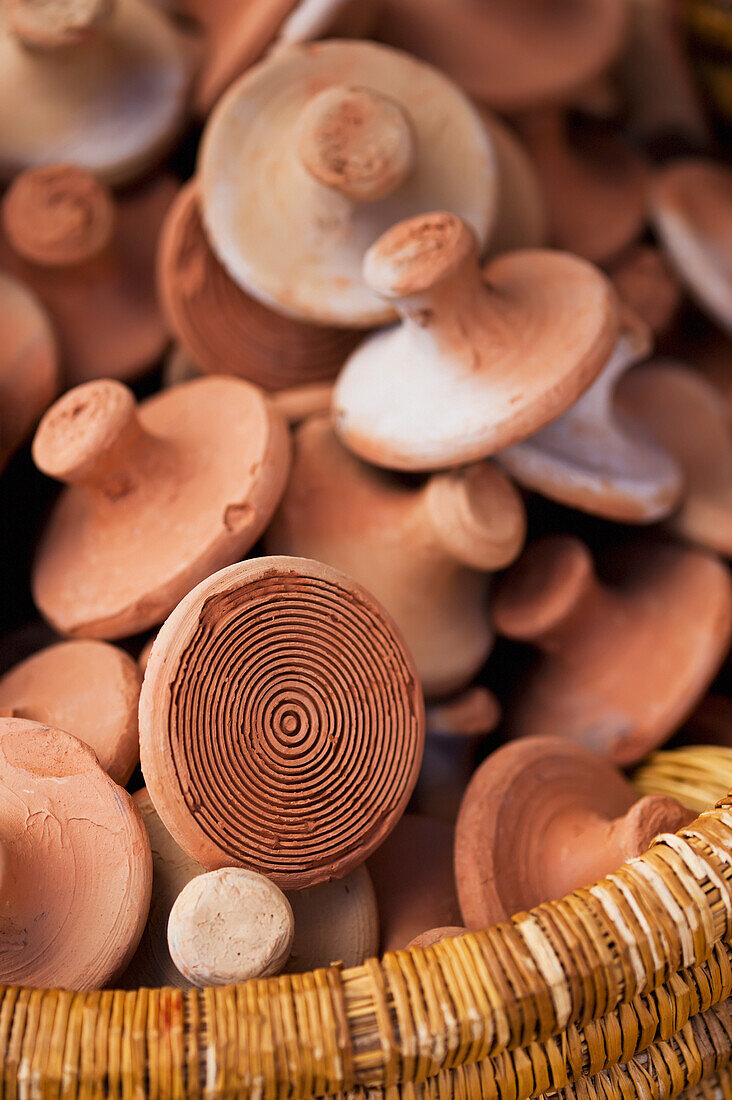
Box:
[1, 0, 732, 1006]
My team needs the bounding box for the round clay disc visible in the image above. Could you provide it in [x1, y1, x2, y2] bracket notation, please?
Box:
[139, 556, 425, 888]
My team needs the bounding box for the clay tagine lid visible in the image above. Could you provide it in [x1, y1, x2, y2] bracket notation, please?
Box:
[608, 244, 682, 338]
[650, 159, 732, 335]
[0, 165, 178, 387]
[157, 180, 360, 390]
[493, 536, 732, 766]
[199, 40, 497, 328]
[140, 556, 425, 889]
[285, 864, 379, 971]
[0, 717, 151, 990]
[333, 212, 619, 471]
[455, 736, 692, 928]
[498, 309, 683, 523]
[0, 639, 142, 785]
[0, 0, 192, 186]
[31, 376, 291, 639]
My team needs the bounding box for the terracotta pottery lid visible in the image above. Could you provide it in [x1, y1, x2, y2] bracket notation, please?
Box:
[375, 0, 627, 111]
[31, 377, 291, 639]
[333, 212, 619, 471]
[650, 159, 732, 335]
[608, 244, 683, 337]
[265, 414, 525, 696]
[493, 535, 732, 766]
[617, 359, 732, 556]
[498, 309, 683, 523]
[0, 717, 151, 990]
[426, 687, 501, 744]
[157, 180, 360, 390]
[0, 0, 192, 186]
[272, 383, 334, 424]
[139, 556, 425, 889]
[198, 41, 497, 328]
[0, 165, 178, 387]
[455, 736, 692, 928]
[284, 864, 379, 971]
[0, 270, 58, 472]
[407, 926, 468, 950]
[0, 640, 142, 785]
[481, 114, 547, 255]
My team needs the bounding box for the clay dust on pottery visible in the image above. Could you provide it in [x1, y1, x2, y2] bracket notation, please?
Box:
[198, 41, 497, 327]
[0, 165, 178, 386]
[333, 212, 619, 471]
[157, 181, 360, 389]
[0, 718, 151, 990]
[139, 557, 424, 888]
[284, 865, 379, 971]
[455, 736, 692, 928]
[493, 536, 732, 766]
[608, 244, 682, 337]
[265, 414, 526, 696]
[498, 309, 683, 523]
[0, 640, 142, 785]
[31, 377, 291, 639]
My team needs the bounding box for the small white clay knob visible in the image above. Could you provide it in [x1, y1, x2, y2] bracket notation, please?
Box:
[167, 868, 295, 987]
[363, 211, 476, 301]
[7, 0, 114, 48]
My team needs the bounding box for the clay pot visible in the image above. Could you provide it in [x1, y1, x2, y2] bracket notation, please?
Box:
[0, 165, 178, 387]
[375, 0, 626, 112]
[0, 0, 192, 186]
[198, 41, 497, 328]
[139, 556, 425, 889]
[284, 865, 379, 971]
[492, 535, 732, 766]
[650, 159, 732, 335]
[272, 383, 334, 425]
[0, 639, 142, 785]
[366, 814, 461, 953]
[498, 309, 683, 523]
[0, 271, 58, 472]
[407, 926, 468, 950]
[31, 377, 291, 639]
[157, 181, 360, 389]
[481, 114, 547, 254]
[265, 415, 526, 696]
[455, 736, 692, 928]
[0, 717, 151, 990]
[608, 244, 683, 337]
[333, 212, 619, 471]
[167, 868, 294, 986]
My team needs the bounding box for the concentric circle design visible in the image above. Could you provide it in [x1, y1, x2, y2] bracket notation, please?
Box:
[140, 557, 424, 888]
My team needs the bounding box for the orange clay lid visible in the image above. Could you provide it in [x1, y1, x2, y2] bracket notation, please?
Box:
[608, 244, 682, 338]
[455, 736, 691, 928]
[139, 556, 425, 889]
[199, 41, 497, 328]
[31, 377, 291, 639]
[481, 113, 547, 255]
[375, 0, 627, 111]
[0, 271, 58, 472]
[333, 212, 619, 471]
[284, 865, 379, 972]
[498, 309, 683, 523]
[0, 640, 142, 785]
[272, 383, 334, 424]
[0, 718, 151, 990]
[0, 165, 177, 387]
[0, 0, 191, 186]
[493, 536, 732, 766]
[157, 180, 360, 390]
[407, 926, 468, 950]
[650, 160, 732, 335]
[265, 414, 525, 696]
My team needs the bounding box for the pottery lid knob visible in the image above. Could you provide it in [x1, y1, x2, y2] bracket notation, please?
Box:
[33, 380, 138, 486]
[6, 0, 114, 48]
[363, 211, 477, 299]
[613, 794, 692, 857]
[297, 85, 415, 203]
[493, 535, 595, 642]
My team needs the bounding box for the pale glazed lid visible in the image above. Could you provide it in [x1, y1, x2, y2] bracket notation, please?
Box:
[199, 40, 497, 327]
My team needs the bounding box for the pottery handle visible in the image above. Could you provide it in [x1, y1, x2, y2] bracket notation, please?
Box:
[7, 0, 114, 48]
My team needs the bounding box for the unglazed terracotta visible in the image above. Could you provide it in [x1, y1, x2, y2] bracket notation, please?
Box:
[158, 181, 360, 390]
[0, 271, 58, 473]
[375, 0, 626, 111]
[481, 113, 547, 255]
[407, 926, 468, 950]
[0, 640, 142, 785]
[32, 377, 291, 639]
[140, 557, 425, 889]
[608, 244, 682, 337]
[498, 309, 683, 522]
[198, 41, 497, 328]
[284, 865, 379, 971]
[333, 212, 619, 471]
[650, 160, 732, 335]
[0, 0, 192, 186]
[0, 165, 178, 387]
[455, 736, 692, 928]
[272, 383, 334, 425]
[493, 536, 732, 765]
[0, 717, 151, 990]
[366, 814, 461, 953]
[265, 415, 525, 695]
[167, 867, 294, 986]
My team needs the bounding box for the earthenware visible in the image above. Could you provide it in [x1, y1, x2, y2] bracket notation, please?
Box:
[608, 244, 682, 337]
[481, 114, 547, 254]
[272, 383, 334, 424]
[407, 926, 468, 950]
[285, 865, 379, 971]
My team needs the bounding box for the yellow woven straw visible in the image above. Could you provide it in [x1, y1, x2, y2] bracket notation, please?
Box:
[635, 748, 732, 815]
